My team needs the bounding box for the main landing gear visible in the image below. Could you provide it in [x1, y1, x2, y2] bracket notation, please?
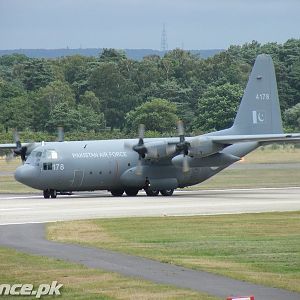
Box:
[110, 189, 124, 197]
[43, 189, 57, 199]
[144, 188, 174, 196]
[110, 188, 139, 197]
[110, 188, 174, 197]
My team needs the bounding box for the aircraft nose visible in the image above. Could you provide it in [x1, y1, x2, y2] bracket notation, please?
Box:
[14, 165, 39, 186]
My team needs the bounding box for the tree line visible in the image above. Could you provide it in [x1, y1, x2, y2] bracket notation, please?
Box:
[0, 39, 300, 143]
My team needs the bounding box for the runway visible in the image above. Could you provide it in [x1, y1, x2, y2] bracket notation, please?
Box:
[0, 187, 300, 225]
[0, 188, 299, 299]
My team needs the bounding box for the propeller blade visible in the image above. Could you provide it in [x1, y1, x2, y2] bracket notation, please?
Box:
[138, 124, 145, 140]
[182, 155, 190, 173]
[135, 158, 143, 175]
[5, 151, 15, 163]
[177, 120, 185, 139]
[57, 127, 64, 142]
[13, 130, 21, 149]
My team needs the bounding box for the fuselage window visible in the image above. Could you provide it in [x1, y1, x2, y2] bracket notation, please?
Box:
[43, 162, 53, 170]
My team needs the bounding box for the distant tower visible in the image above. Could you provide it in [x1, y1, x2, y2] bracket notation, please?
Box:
[161, 23, 168, 52]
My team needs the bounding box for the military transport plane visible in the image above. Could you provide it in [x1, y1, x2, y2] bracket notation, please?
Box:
[1, 54, 300, 198]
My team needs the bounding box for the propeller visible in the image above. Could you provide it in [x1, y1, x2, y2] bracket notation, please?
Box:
[5, 150, 15, 163]
[124, 124, 147, 175]
[13, 130, 28, 163]
[168, 120, 191, 172]
[5, 130, 36, 164]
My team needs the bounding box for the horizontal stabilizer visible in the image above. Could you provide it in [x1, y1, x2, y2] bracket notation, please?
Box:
[209, 133, 300, 145]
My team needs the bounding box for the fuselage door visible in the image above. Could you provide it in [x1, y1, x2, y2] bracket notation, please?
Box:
[72, 170, 84, 188]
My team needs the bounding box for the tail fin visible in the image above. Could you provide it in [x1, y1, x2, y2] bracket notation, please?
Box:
[232, 54, 283, 134]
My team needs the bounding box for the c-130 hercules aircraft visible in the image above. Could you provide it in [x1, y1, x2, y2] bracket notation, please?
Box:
[1, 54, 300, 198]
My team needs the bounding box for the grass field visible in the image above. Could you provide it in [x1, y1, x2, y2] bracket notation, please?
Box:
[1, 146, 300, 193]
[48, 212, 300, 293]
[0, 247, 218, 300]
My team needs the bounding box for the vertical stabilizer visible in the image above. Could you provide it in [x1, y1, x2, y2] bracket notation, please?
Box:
[232, 54, 283, 134]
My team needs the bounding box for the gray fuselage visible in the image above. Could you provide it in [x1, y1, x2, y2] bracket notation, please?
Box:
[14, 137, 259, 192]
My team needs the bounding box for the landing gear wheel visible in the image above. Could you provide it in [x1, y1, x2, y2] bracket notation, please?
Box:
[43, 190, 50, 199]
[50, 189, 57, 198]
[160, 189, 174, 196]
[110, 189, 124, 197]
[125, 188, 139, 196]
[145, 189, 159, 196]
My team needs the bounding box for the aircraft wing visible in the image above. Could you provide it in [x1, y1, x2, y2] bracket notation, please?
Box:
[208, 133, 300, 145]
[0, 143, 18, 149]
[0, 143, 33, 150]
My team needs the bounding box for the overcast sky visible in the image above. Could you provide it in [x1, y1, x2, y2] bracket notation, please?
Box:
[0, 0, 299, 50]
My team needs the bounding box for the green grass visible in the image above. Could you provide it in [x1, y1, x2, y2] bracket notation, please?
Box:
[48, 212, 300, 293]
[0, 247, 217, 300]
[190, 168, 300, 190]
[0, 157, 22, 172]
[0, 176, 37, 193]
[242, 145, 300, 164]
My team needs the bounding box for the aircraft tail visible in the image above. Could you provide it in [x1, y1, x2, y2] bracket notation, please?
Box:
[231, 54, 283, 135]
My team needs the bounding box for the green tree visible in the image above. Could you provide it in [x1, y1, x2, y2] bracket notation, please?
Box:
[45, 102, 105, 133]
[99, 48, 127, 63]
[0, 95, 33, 132]
[20, 59, 54, 91]
[193, 83, 243, 132]
[89, 62, 138, 129]
[284, 103, 300, 132]
[45, 102, 80, 133]
[33, 81, 76, 131]
[77, 104, 105, 132]
[79, 90, 102, 113]
[62, 55, 92, 101]
[125, 98, 178, 133]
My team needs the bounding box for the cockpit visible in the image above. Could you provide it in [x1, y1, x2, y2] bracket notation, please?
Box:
[25, 149, 59, 167]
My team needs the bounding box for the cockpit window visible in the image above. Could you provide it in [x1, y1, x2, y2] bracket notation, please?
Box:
[25, 151, 42, 166]
[45, 150, 58, 160]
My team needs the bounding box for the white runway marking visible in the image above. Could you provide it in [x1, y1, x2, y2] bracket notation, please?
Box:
[0, 208, 30, 211]
[0, 188, 299, 225]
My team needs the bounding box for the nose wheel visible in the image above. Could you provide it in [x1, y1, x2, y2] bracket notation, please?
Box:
[43, 189, 57, 199]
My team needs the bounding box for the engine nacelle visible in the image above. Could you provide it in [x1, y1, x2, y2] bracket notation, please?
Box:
[172, 152, 240, 168]
[145, 141, 172, 159]
[188, 137, 224, 158]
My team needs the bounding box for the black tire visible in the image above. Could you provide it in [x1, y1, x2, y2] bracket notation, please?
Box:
[125, 188, 139, 196]
[43, 190, 50, 199]
[160, 189, 174, 196]
[145, 188, 159, 196]
[50, 189, 57, 198]
[110, 189, 124, 197]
